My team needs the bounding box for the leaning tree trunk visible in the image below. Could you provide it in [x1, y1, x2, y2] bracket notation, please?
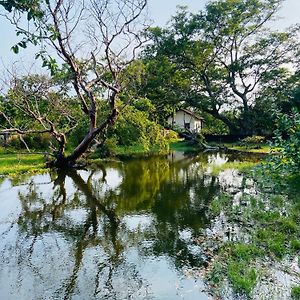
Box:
[49, 108, 119, 169]
[208, 109, 241, 135]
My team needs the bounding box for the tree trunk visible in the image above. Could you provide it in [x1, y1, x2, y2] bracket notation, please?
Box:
[208, 109, 241, 135]
[46, 130, 100, 168]
[58, 108, 119, 168]
[66, 130, 97, 164]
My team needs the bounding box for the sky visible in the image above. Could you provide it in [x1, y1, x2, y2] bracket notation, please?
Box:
[0, 0, 299, 74]
[149, 0, 300, 27]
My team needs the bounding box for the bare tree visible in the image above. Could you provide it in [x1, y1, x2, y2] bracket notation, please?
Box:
[0, 0, 148, 167]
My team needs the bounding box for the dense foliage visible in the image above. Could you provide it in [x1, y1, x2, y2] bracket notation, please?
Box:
[0, 0, 149, 167]
[0, 76, 172, 156]
[0, 0, 300, 163]
[270, 109, 300, 174]
[138, 0, 300, 135]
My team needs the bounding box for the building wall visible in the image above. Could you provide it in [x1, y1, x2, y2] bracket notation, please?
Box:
[167, 110, 202, 132]
[192, 119, 202, 132]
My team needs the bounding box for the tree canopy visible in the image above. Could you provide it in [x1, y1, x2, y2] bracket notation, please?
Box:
[141, 0, 300, 134]
[0, 0, 149, 167]
[1, 0, 300, 164]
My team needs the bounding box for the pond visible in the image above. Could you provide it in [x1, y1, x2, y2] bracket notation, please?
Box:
[0, 151, 297, 299]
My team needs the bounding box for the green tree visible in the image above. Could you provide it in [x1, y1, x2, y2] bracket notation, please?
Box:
[271, 108, 300, 174]
[0, 0, 148, 167]
[143, 0, 300, 134]
[1, 74, 83, 151]
[246, 70, 300, 135]
[0, 0, 42, 19]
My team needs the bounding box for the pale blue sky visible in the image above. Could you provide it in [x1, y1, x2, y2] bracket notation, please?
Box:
[0, 0, 299, 71]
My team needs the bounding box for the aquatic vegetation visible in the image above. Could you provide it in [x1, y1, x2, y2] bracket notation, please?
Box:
[227, 262, 257, 296]
[292, 286, 300, 299]
[209, 161, 258, 176]
[204, 171, 300, 299]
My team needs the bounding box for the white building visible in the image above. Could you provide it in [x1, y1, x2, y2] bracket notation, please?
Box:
[167, 108, 204, 133]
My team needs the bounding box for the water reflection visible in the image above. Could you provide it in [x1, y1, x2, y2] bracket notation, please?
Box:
[0, 152, 257, 300]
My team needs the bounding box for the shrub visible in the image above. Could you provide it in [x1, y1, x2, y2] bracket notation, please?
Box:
[5, 135, 22, 149]
[111, 105, 169, 151]
[67, 118, 90, 149]
[271, 109, 300, 174]
[93, 137, 118, 158]
[6, 133, 52, 150]
[240, 135, 265, 145]
[90, 104, 171, 157]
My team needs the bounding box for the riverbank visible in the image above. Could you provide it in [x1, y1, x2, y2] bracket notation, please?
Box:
[170, 140, 273, 154]
[0, 140, 270, 176]
[0, 152, 46, 176]
[224, 143, 273, 154]
[0, 144, 168, 176]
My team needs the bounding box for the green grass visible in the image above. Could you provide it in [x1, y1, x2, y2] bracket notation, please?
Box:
[0, 142, 171, 175]
[170, 140, 200, 152]
[167, 140, 272, 155]
[228, 261, 257, 296]
[209, 194, 233, 215]
[224, 143, 272, 154]
[0, 153, 46, 176]
[218, 243, 261, 296]
[292, 286, 300, 299]
[291, 239, 300, 251]
[206, 243, 261, 297]
[206, 178, 300, 297]
[115, 144, 170, 157]
[115, 144, 152, 155]
[210, 161, 258, 175]
[229, 243, 263, 261]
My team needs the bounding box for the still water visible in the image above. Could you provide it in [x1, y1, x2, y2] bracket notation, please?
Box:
[0, 151, 259, 300]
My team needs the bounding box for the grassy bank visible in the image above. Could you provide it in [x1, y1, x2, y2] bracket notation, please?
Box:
[0, 152, 46, 176]
[115, 144, 170, 157]
[224, 143, 272, 154]
[0, 143, 170, 176]
[171, 140, 273, 154]
[170, 140, 200, 152]
[209, 161, 259, 175]
[0, 140, 267, 176]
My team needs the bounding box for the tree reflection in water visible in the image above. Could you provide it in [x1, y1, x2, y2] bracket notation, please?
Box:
[0, 152, 249, 299]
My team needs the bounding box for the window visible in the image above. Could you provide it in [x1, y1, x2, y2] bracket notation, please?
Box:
[184, 122, 190, 130]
